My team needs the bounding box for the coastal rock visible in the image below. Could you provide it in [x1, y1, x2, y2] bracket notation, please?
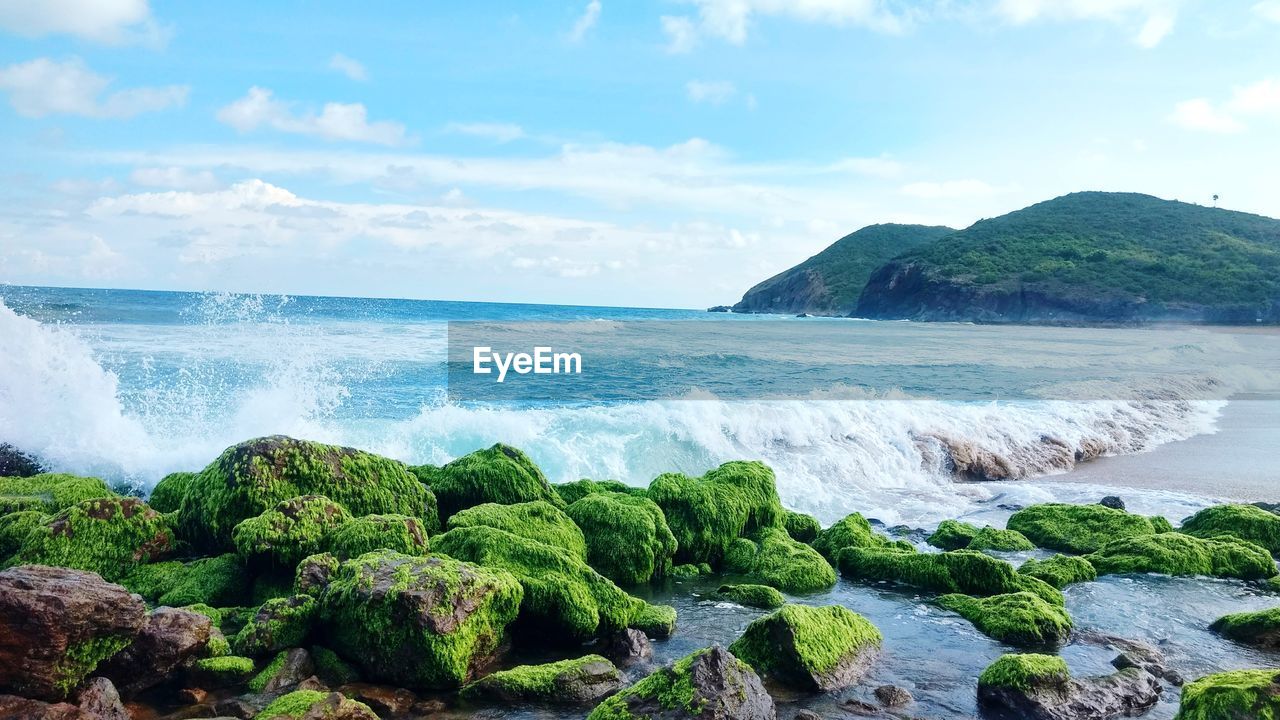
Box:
[716, 584, 786, 609]
[294, 553, 339, 598]
[1006, 503, 1164, 554]
[782, 510, 821, 544]
[175, 435, 435, 551]
[430, 443, 562, 522]
[588, 645, 775, 720]
[0, 473, 112, 515]
[0, 694, 86, 719]
[1098, 497, 1125, 511]
[309, 646, 360, 685]
[0, 565, 146, 701]
[937, 592, 1072, 647]
[837, 547, 1063, 604]
[232, 595, 317, 657]
[461, 655, 622, 705]
[977, 653, 1161, 720]
[927, 520, 1033, 552]
[187, 656, 256, 689]
[249, 648, 315, 694]
[604, 628, 653, 664]
[101, 606, 213, 695]
[567, 492, 678, 585]
[1086, 533, 1276, 580]
[335, 683, 417, 715]
[76, 677, 128, 720]
[147, 471, 195, 513]
[0, 443, 44, 477]
[324, 514, 429, 559]
[647, 461, 785, 567]
[552, 479, 644, 506]
[1181, 503, 1280, 555]
[255, 690, 378, 720]
[812, 512, 899, 562]
[729, 604, 881, 692]
[319, 550, 522, 689]
[1018, 555, 1097, 589]
[874, 684, 913, 707]
[0, 510, 46, 559]
[12, 497, 175, 581]
[1210, 606, 1280, 648]
[1174, 669, 1280, 720]
[120, 553, 248, 608]
[1073, 631, 1182, 685]
[722, 527, 837, 593]
[232, 495, 352, 568]
[447, 500, 587, 560]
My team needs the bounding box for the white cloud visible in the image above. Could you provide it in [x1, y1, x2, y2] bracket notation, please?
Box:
[1169, 79, 1280, 134]
[0, 57, 187, 118]
[994, 0, 1179, 47]
[568, 0, 602, 42]
[444, 122, 526, 143]
[328, 53, 368, 82]
[662, 0, 908, 50]
[1256, 0, 1280, 22]
[130, 166, 223, 191]
[0, 0, 164, 45]
[217, 87, 411, 146]
[1228, 78, 1280, 117]
[686, 80, 737, 105]
[1168, 98, 1244, 133]
[660, 15, 698, 53]
[901, 179, 998, 199]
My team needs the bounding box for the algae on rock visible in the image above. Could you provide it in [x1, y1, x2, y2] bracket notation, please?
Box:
[729, 604, 882, 691]
[647, 460, 785, 566]
[937, 591, 1072, 647]
[567, 492, 677, 585]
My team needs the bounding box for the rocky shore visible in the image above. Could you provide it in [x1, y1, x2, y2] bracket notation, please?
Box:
[1, 435, 1279, 719]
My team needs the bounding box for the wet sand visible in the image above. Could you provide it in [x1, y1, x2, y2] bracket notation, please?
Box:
[1058, 396, 1280, 502]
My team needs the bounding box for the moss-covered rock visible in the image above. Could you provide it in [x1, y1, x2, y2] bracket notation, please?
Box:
[233, 495, 352, 568]
[812, 512, 895, 561]
[294, 552, 339, 597]
[188, 655, 256, 687]
[461, 655, 623, 705]
[0, 510, 45, 559]
[1182, 504, 1280, 556]
[1210, 607, 1280, 648]
[937, 592, 1072, 647]
[628, 603, 677, 639]
[979, 653, 1069, 692]
[567, 492, 677, 586]
[927, 520, 979, 551]
[0, 473, 115, 515]
[783, 510, 821, 544]
[13, 497, 175, 581]
[1174, 669, 1280, 720]
[147, 471, 195, 513]
[176, 435, 435, 551]
[122, 553, 250, 607]
[554, 479, 645, 506]
[1018, 554, 1098, 588]
[254, 689, 378, 720]
[668, 563, 711, 580]
[1007, 503, 1164, 554]
[648, 461, 785, 567]
[716, 584, 785, 609]
[838, 547, 1063, 605]
[433, 524, 672, 640]
[447, 500, 586, 559]
[729, 604, 882, 691]
[432, 443, 562, 522]
[310, 645, 360, 685]
[722, 527, 836, 593]
[324, 514, 429, 559]
[587, 645, 774, 720]
[318, 550, 523, 689]
[1086, 533, 1277, 580]
[969, 527, 1035, 552]
[232, 595, 316, 657]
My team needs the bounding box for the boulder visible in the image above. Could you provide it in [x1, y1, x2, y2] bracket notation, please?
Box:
[567, 492, 678, 585]
[249, 648, 314, 694]
[1210, 606, 1280, 648]
[254, 690, 378, 720]
[729, 604, 881, 692]
[937, 592, 1072, 647]
[461, 654, 622, 705]
[1098, 496, 1125, 511]
[647, 461, 785, 566]
[101, 606, 213, 695]
[447, 500, 586, 560]
[927, 520, 980, 551]
[233, 495, 352, 568]
[874, 684, 913, 708]
[838, 547, 1063, 605]
[1174, 669, 1280, 720]
[324, 514, 429, 559]
[0, 695, 86, 719]
[604, 628, 653, 664]
[233, 595, 317, 657]
[0, 473, 112, 514]
[120, 553, 249, 608]
[1181, 503, 1280, 555]
[294, 553, 339, 598]
[76, 677, 128, 720]
[1007, 503, 1164, 554]
[175, 435, 436, 551]
[431, 443, 562, 522]
[977, 653, 1160, 720]
[147, 471, 195, 513]
[318, 551, 522, 689]
[811, 512, 899, 561]
[722, 527, 836, 593]
[968, 527, 1036, 552]
[12, 498, 175, 581]
[0, 443, 44, 478]
[552, 479, 644, 506]
[715, 584, 785, 609]
[1018, 555, 1097, 589]
[0, 565, 146, 701]
[588, 645, 775, 720]
[782, 511, 821, 544]
[187, 656, 256, 688]
[1086, 533, 1276, 580]
[0, 510, 46, 559]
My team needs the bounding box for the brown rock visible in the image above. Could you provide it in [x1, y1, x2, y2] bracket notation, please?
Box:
[257, 648, 315, 695]
[76, 677, 128, 720]
[177, 687, 209, 704]
[102, 607, 212, 695]
[0, 694, 87, 719]
[0, 565, 146, 701]
[337, 682, 418, 715]
[873, 684, 913, 707]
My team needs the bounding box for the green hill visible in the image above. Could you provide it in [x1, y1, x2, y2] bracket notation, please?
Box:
[855, 192, 1280, 324]
[729, 223, 955, 315]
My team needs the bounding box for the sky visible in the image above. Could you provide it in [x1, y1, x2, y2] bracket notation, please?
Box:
[1, 1, 1279, 309]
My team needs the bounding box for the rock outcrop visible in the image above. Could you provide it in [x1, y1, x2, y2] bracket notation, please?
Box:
[588, 645, 775, 720]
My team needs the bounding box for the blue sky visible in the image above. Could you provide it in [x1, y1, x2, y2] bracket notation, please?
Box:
[1, 1, 1279, 308]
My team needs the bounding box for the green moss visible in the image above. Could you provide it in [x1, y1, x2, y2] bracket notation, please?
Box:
[1018, 554, 1097, 588]
[729, 604, 881, 690]
[233, 495, 352, 567]
[120, 560, 187, 598]
[232, 595, 317, 657]
[433, 524, 671, 640]
[206, 628, 231, 657]
[1182, 504, 1280, 555]
[52, 634, 135, 696]
[783, 511, 821, 544]
[447, 501, 586, 559]
[0, 510, 46, 560]
[723, 527, 836, 593]
[254, 690, 376, 720]
[717, 584, 785, 609]
[294, 552, 339, 597]
[158, 553, 249, 607]
[325, 514, 429, 559]
[319, 550, 523, 689]
[629, 602, 677, 639]
[460, 655, 619, 703]
[969, 527, 1036, 552]
[587, 648, 721, 720]
[1174, 669, 1280, 720]
[668, 563, 707, 579]
[193, 654, 255, 680]
[1086, 533, 1277, 580]
[978, 653, 1070, 692]
[432, 444, 563, 522]
[176, 435, 435, 551]
[248, 649, 289, 693]
[553, 479, 645, 506]
[148, 471, 195, 513]
[310, 645, 361, 684]
[812, 512, 896, 561]
[928, 520, 979, 551]
[647, 461, 785, 566]
[838, 547, 1063, 605]
[1210, 607, 1280, 647]
[0, 473, 116, 515]
[180, 603, 225, 625]
[567, 492, 677, 585]
[937, 592, 1072, 647]
[13, 497, 175, 581]
[251, 571, 296, 605]
[1007, 503, 1163, 554]
[1152, 516, 1176, 534]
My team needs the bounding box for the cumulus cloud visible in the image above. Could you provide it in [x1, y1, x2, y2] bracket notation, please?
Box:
[994, 0, 1179, 47]
[0, 57, 188, 118]
[1169, 79, 1280, 133]
[660, 15, 699, 53]
[661, 0, 908, 50]
[444, 122, 526, 143]
[686, 80, 736, 105]
[328, 53, 368, 82]
[0, 0, 165, 45]
[568, 0, 601, 42]
[216, 87, 411, 146]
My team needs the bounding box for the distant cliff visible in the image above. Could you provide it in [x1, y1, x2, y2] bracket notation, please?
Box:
[730, 224, 954, 315]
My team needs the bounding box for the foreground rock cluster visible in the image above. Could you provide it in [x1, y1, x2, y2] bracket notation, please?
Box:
[1, 435, 1279, 719]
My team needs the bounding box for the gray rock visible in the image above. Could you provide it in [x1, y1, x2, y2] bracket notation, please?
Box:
[1098, 497, 1126, 511]
[76, 677, 128, 720]
[979, 666, 1161, 720]
[606, 628, 654, 664]
[258, 648, 315, 694]
[0, 695, 85, 719]
[102, 606, 213, 695]
[603, 645, 775, 720]
[874, 684, 913, 707]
